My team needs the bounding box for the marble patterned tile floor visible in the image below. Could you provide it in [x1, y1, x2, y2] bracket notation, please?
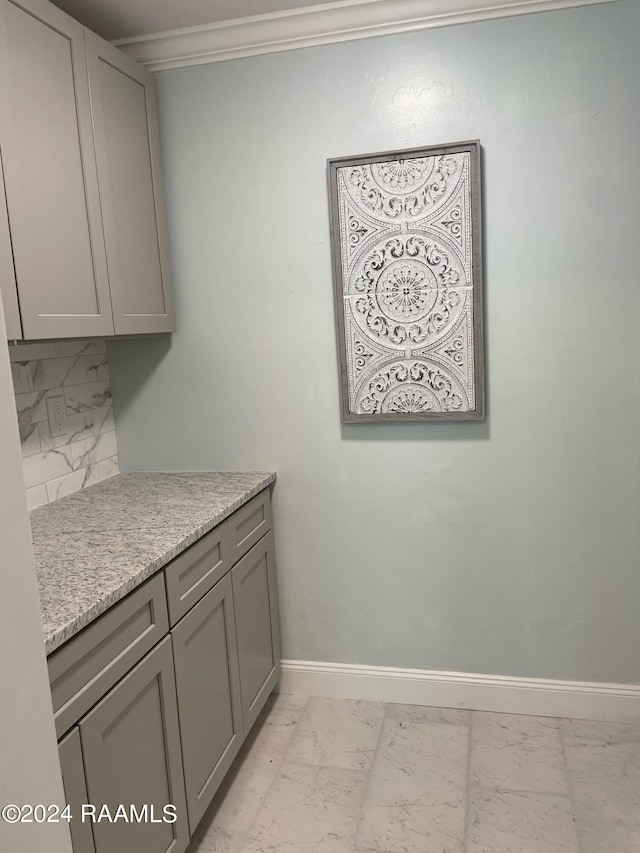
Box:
[187, 694, 640, 853]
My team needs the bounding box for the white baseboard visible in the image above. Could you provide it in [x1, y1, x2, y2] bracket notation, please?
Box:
[277, 659, 640, 722]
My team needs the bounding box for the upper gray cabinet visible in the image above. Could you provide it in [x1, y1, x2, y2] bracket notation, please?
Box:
[85, 32, 175, 335]
[0, 0, 113, 340]
[0, 152, 21, 339]
[0, 0, 175, 340]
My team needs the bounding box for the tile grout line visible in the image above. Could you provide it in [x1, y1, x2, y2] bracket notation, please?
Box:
[351, 700, 390, 853]
[462, 710, 474, 853]
[235, 694, 313, 852]
[462, 782, 583, 797]
[558, 719, 584, 853]
[467, 782, 586, 798]
[251, 757, 383, 773]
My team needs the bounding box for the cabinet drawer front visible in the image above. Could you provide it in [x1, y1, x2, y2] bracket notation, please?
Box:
[232, 531, 281, 734]
[228, 488, 272, 564]
[172, 573, 243, 830]
[165, 521, 230, 626]
[80, 637, 189, 853]
[48, 573, 168, 738]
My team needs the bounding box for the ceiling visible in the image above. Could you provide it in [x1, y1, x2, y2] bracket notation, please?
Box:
[49, 0, 346, 41]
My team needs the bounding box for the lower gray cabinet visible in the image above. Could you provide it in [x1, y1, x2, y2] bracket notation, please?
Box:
[58, 728, 96, 853]
[232, 531, 281, 733]
[172, 572, 244, 830]
[54, 489, 281, 852]
[79, 637, 189, 853]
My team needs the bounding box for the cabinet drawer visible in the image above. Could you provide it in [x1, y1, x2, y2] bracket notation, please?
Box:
[228, 489, 272, 564]
[165, 521, 231, 626]
[48, 573, 168, 738]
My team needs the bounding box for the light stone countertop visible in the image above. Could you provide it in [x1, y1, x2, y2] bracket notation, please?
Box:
[30, 471, 276, 655]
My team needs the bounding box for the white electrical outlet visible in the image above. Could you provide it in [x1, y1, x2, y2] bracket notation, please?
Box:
[46, 394, 67, 438]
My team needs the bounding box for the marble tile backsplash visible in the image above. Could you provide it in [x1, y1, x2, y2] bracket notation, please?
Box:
[9, 339, 119, 510]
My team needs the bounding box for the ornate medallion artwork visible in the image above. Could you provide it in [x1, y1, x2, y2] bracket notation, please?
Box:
[328, 141, 485, 422]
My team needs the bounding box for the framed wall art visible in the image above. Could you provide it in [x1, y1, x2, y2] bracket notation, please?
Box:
[327, 140, 484, 423]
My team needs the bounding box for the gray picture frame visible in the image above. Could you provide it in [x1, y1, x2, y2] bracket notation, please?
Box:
[327, 140, 485, 423]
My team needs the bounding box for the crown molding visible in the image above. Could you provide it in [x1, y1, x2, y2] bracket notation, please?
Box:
[114, 0, 622, 72]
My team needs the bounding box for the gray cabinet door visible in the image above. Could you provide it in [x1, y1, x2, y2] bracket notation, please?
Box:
[0, 151, 21, 340]
[172, 572, 243, 831]
[0, 0, 113, 339]
[79, 637, 189, 853]
[85, 31, 176, 335]
[58, 728, 96, 853]
[232, 532, 281, 734]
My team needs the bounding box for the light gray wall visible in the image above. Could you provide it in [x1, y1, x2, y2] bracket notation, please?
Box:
[109, 1, 640, 683]
[0, 306, 71, 851]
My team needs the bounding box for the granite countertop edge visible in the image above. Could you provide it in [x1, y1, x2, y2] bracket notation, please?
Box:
[35, 472, 276, 655]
